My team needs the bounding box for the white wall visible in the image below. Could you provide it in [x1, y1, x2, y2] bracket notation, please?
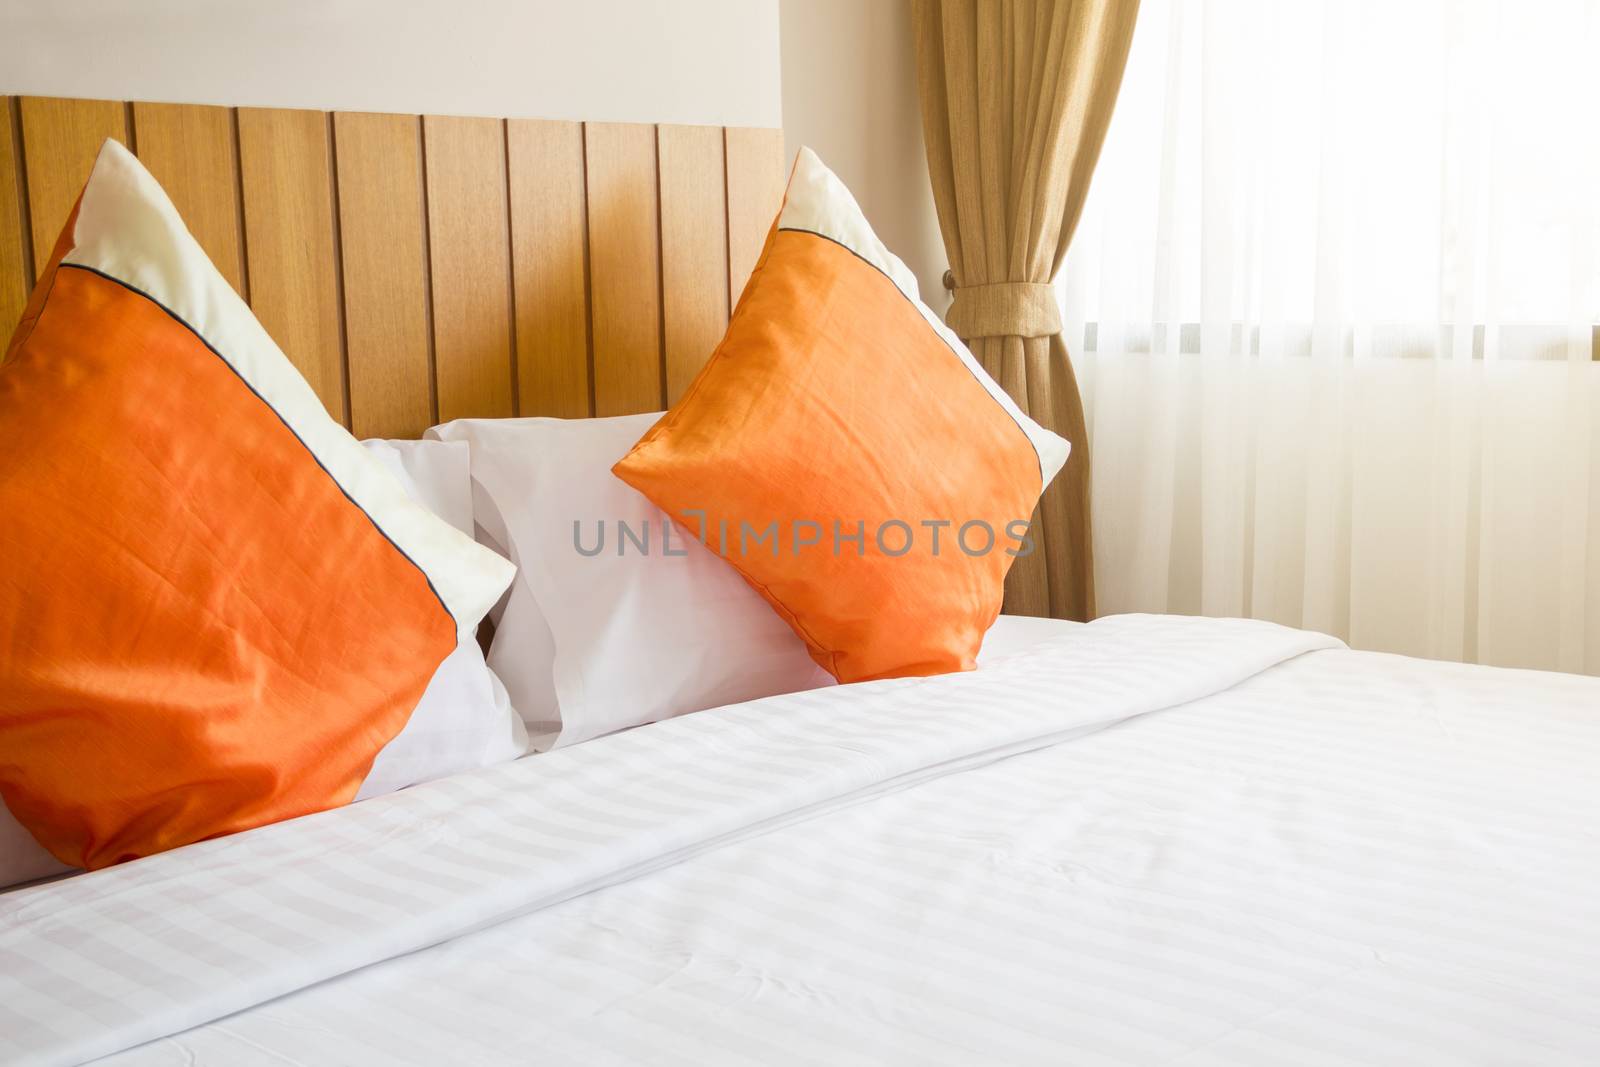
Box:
[0, 0, 781, 128]
[779, 0, 947, 307]
[1, 0, 944, 296]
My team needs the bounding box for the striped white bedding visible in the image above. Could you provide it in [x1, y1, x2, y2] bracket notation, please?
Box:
[5, 614, 1599, 1065]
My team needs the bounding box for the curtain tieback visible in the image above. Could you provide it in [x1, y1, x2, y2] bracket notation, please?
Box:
[941, 276, 1062, 340]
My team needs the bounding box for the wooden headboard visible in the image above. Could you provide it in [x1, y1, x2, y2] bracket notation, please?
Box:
[0, 95, 786, 437]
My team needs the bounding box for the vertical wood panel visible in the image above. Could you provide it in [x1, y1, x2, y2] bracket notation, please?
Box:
[506, 119, 591, 418]
[724, 126, 786, 308]
[12, 97, 783, 435]
[132, 102, 245, 294]
[0, 98, 30, 341]
[19, 96, 127, 276]
[334, 111, 434, 439]
[237, 107, 347, 423]
[584, 122, 662, 417]
[657, 125, 729, 404]
[422, 115, 514, 422]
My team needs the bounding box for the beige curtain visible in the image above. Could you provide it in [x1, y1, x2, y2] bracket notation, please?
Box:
[913, 0, 1139, 621]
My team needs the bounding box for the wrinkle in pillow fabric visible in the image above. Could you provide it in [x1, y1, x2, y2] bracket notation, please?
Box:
[430, 414, 833, 750]
[0, 140, 514, 870]
[0, 439, 526, 888]
[613, 148, 1070, 683]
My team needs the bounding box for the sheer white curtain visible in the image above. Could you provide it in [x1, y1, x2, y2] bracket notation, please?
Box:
[1062, 0, 1600, 673]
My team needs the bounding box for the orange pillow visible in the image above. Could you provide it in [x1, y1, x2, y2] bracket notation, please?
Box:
[0, 141, 512, 869]
[613, 149, 1069, 683]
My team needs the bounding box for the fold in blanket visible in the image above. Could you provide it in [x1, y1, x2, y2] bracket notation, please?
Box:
[0, 614, 1338, 1066]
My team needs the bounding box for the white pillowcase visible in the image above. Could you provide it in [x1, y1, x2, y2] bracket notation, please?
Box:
[0, 801, 69, 890]
[431, 414, 834, 749]
[356, 439, 528, 798]
[0, 438, 526, 891]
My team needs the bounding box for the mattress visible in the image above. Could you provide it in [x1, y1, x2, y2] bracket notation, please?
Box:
[5, 614, 1598, 1065]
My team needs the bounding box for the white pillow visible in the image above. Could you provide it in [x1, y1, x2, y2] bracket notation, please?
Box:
[0, 438, 526, 890]
[356, 439, 528, 797]
[431, 414, 834, 749]
[0, 802, 69, 890]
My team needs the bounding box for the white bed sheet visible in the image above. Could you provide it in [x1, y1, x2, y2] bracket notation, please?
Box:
[5, 614, 1598, 1065]
[976, 612, 1082, 664]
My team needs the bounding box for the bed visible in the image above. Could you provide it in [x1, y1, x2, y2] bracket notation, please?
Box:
[7, 613, 1599, 1065]
[2, 96, 1598, 1066]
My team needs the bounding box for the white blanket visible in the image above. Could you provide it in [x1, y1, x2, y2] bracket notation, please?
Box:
[6, 615, 1599, 1065]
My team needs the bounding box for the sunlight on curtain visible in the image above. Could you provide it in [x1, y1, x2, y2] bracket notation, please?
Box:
[1061, 0, 1600, 673]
